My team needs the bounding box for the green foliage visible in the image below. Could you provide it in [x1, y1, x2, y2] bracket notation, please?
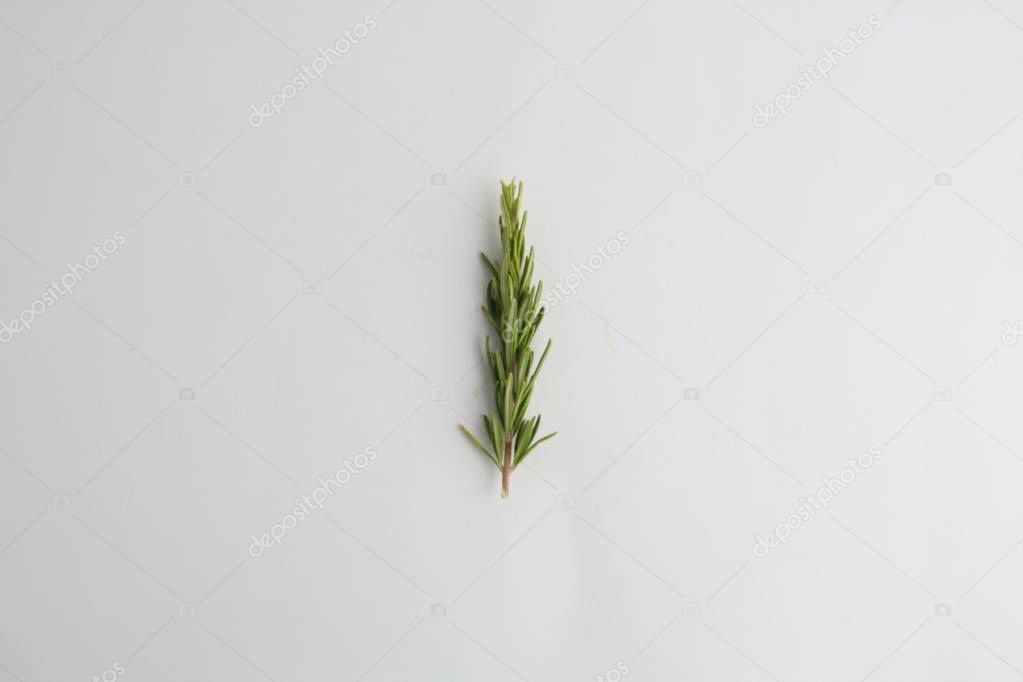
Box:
[460, 179, 556, 497]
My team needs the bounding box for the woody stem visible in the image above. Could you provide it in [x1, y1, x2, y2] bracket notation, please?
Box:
[501, 438, 513, 498]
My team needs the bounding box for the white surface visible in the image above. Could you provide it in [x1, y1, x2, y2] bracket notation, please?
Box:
[1, 1, 1023, 680]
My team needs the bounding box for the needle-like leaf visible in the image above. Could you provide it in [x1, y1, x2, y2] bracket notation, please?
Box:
[515, 431, 557, 468]
[459, 424, 499, 468]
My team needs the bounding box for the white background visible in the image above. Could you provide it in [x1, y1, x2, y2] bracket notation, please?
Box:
[2, 0, 1023, 680]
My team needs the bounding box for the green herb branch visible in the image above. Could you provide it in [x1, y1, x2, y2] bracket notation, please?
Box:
[460, 179, 556, 498]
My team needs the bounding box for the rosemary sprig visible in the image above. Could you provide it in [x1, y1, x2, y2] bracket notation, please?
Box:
[460, 179, 556, 498]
